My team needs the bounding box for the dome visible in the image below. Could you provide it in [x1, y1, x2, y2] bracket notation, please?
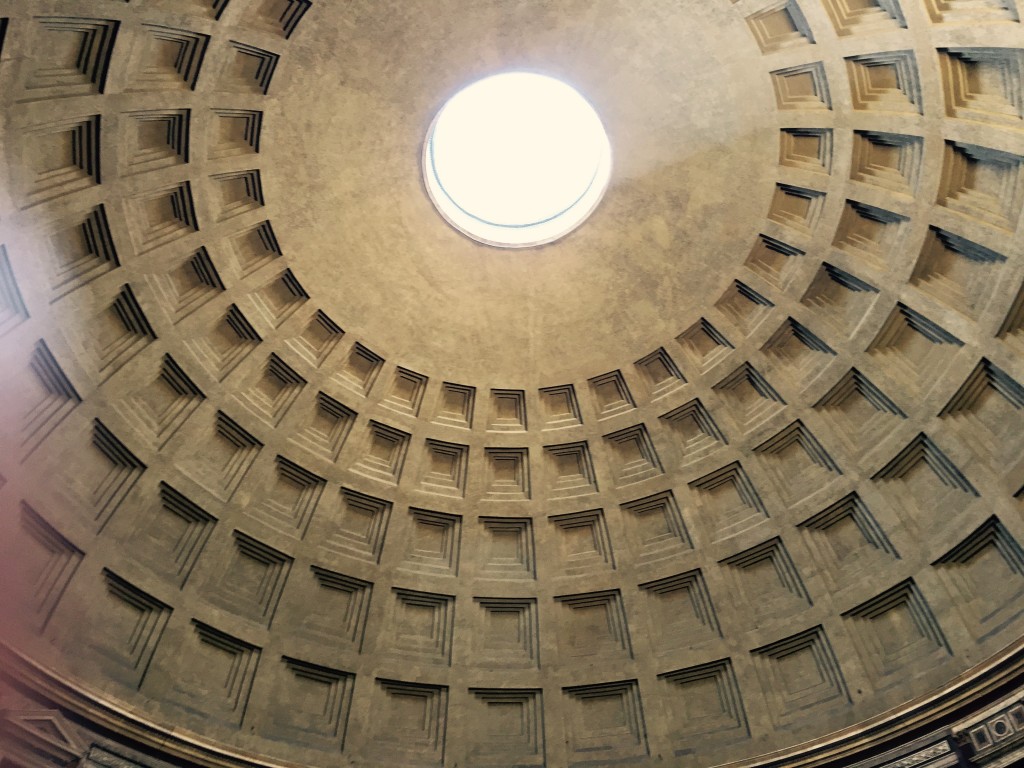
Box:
[0, 1, 1023, 767]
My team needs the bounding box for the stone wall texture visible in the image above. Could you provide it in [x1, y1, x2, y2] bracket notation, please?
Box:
[0, 1, 1023, 767]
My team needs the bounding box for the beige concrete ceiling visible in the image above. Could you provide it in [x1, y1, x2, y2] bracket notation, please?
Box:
[0, 1, 1023, 767]
[266, 0, 778, 384]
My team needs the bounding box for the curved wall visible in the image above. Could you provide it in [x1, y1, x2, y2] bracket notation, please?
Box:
[0, 1, 1023, 767]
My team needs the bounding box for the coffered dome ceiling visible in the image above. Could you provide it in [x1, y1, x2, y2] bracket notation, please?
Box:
[0, 1, 1023, 767]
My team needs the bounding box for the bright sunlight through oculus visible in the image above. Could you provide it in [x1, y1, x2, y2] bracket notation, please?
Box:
[424, 72, 611, 248]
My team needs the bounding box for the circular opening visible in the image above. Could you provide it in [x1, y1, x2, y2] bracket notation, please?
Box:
[424, 72, 612, 248]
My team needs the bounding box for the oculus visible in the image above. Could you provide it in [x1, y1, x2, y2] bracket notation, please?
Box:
[424, 72, 612, 248]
